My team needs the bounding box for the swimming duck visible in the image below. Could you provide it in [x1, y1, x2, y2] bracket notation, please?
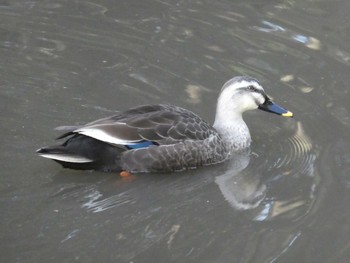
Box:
[37, 76, 293, 173]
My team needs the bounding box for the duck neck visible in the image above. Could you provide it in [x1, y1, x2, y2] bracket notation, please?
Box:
[213, 110, 251, 152]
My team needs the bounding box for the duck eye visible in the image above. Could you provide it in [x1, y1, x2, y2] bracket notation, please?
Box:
[248, 85, 257, 92]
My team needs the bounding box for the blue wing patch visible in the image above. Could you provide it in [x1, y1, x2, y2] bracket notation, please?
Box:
[126, 141, 158, 149]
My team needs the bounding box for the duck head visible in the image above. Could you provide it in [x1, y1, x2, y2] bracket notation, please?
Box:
[217, 76, 293, 118]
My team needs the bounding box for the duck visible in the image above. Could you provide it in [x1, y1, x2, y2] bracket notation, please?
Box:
[37, 76, 293, 173]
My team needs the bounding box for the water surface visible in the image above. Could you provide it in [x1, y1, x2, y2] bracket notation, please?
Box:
[1, 0, 350, 262]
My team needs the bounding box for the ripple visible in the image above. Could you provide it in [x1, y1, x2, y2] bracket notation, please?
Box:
[272, 121, 315, 176]
[82, 189, 136, 213]
[251, 121, 318, 221]
[254, 20, 321, 50]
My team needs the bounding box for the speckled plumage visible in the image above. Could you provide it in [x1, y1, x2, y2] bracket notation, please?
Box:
[37, 76, 293, 173]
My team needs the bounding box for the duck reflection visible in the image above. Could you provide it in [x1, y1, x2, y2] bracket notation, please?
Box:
[214, 149, 266, 210]
[214, 121, 317, 216]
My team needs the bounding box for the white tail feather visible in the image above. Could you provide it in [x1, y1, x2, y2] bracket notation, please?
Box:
[38, 153, 93, 163]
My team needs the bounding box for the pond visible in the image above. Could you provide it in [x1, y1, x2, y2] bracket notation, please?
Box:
[1, 0, 350, 262]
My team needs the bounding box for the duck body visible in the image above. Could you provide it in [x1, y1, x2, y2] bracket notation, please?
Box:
[37, 76, 293, 173]
[39, 104, 229, 172]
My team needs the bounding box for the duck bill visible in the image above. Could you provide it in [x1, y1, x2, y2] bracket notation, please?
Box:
[258, 100, 293, 117]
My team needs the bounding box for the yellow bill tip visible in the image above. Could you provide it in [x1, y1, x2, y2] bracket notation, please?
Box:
[282, 111, 293, 117]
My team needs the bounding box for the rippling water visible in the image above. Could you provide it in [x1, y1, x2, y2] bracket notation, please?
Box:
[1, 0, 350, 262]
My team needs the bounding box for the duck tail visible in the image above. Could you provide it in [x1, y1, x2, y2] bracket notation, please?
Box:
[36, 134, 124, 172]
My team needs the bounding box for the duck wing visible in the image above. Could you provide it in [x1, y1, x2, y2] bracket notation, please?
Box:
[59, 104, 217, 147]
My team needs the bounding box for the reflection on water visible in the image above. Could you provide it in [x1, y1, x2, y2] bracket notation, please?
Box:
[255, 20, 321, 50]
[253, 121, 317, 221]
[82, 188, 136, 213]
[215, 150, 267, 210]
[1, 0, 350, 262]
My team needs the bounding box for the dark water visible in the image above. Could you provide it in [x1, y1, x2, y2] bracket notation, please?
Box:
[1, 0, 350, 262]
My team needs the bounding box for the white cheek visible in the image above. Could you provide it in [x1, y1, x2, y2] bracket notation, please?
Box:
[253, 93, 265, 105]
[240, 95, 259, 111]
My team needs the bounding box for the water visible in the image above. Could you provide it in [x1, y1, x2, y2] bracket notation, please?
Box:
[1, 0, 350, 262]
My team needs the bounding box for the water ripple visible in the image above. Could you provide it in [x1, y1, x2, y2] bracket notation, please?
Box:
[82, 189, 136, 213]
[272, 121, 315, 176]
[252, 121, 318, 221]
